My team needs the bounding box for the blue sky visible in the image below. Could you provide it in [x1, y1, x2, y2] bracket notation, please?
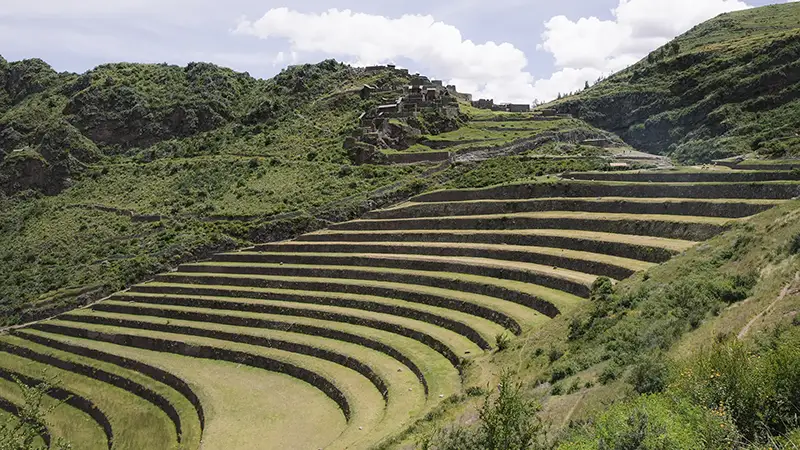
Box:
[0, 0, 794, 102]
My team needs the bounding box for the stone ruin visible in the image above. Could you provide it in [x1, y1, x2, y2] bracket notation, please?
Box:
[471, 99, 531, 112]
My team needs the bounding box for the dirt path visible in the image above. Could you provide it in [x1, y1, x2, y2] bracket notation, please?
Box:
[738, 272, 799, 340]
[562, 392, 587, 427]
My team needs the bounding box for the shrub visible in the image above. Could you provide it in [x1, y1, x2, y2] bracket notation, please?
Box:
[422, 372, 549, 450]
[788, 232, 800, 255]
[670, 330, 800, 443]
[0, 375, 71, 450]
[496, 333, 512, 352]
[629, 354, 669, 394]
[557, 395, 738, 450]
[548, 346, 565, 364]
[599, 364, 621, 385]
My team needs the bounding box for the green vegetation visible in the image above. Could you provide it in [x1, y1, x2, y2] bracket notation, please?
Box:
[434, 157, 607, 190]
[553, 2, 800, 163]
[0, 375, 70, 450]
[420, 372, 549, 450]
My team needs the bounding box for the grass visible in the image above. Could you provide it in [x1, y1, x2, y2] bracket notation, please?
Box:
[40, 319, 392, 449]
[110, 289, 485, 361]
[154, 271, 553, 333]
[2, 333, 203, 449]
[0, 349, 177, 450]
[79, 299, 463, 403]
[188, 259, 593, 301]
[307, 228, 699, 252]
[247, 244, 655, 274]
[63, 308, 430, 438]
[0, 376, 106, 450]
[344, 211, 735, 227]
[140, 276, 514, 346]
[20, 330, 349, 450]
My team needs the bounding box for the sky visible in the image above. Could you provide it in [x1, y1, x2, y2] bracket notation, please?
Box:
[0, 0, 796, 103]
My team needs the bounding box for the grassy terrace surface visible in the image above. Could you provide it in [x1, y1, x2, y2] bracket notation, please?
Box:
[219, 249, 653, 280]
[0, 333, 202, 448]
[55, 309, 431, 440]
[31, 319, 401, 449]
[0, 349, 172, 450]
[0, 376, 102, 449]
[412, 180, 800, 202]
[27, 329, 349, 450]
[366, 198, 784, 220]
[5, 168, 795, 449]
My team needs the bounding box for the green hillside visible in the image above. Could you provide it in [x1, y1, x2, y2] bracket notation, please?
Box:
[3, 3, 800, 449]
[0, 57, 616, 327]
[552, 2, 800, 163]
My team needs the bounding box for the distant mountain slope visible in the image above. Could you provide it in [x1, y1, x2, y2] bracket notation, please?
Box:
[551, 2, 800, 163]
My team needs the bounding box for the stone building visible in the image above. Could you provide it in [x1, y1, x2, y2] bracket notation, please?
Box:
[507, 104, 531, 112]
[472, 99, 495, 110]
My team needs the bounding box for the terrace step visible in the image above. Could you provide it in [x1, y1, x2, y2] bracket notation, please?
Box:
[36, 320, 407, 449]
[294, 230, 694, 263]
[411, 181, 800, 202]
[68, 299, 462, 402]
[220, 247, 650, 282]
[19, 331, 349, 450]
[365, 197, 782, 220]
[0, 392, 51, 447]
[0, 336, 190, 447]
[110, 291, 484, 368]
[9, 328, 205, 436]
[56, 309, 430, 440]
[179, 259, 593, 302]
[149, 272, 560, 334]
[0, 350, 165, 450]
[565, 170, 800, 183]
[328, 212, 730, 241]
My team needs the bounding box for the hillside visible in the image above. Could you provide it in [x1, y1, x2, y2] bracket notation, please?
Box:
[0, 57, 621, 327]
[551, 2, 800, 163]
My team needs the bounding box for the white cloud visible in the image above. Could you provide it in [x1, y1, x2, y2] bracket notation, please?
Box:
[234, 1, 757, 103]
[234, 8, 538, 103]
[537, 0, 751, 98]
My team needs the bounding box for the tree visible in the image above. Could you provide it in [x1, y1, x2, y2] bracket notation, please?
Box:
[584, 81, 590, 90]
[0, 376, 71, 450]
[420, 372, 550, 450]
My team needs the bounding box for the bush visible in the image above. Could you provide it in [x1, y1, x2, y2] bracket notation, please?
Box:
[670, 329, 800, 443]
[629, 354, 669, 394]
[599, 364, 621, 385]
[0, 375, 71, 450]
[557, 394, 738, 450]
[496, 333, 512, 352]
[422, 372, 549, 450]
[548, 346, 565, 364]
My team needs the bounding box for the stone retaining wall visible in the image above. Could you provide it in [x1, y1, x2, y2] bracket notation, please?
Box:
[23, 324, 353, 422]
[114, 292, 467, 368]
[364, 199, 774, 220]
[412, 182, 800, 202]
[242, 245, 636, 280]
[329, 216, 727, 241]
[181, 262, 579, 307]
[0, 341, 184, 442]
[0, 368, 114, 449]
[131, 282, 498, 348]
[385, 152, 450, 164]
[292, 232, 677, 263]
[566, 171, 800, 183]
[71, 304, 430, 395]
[54, 314, 391, 403]
[154, 274, 526, 332]
[13, 331, 206, 432]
